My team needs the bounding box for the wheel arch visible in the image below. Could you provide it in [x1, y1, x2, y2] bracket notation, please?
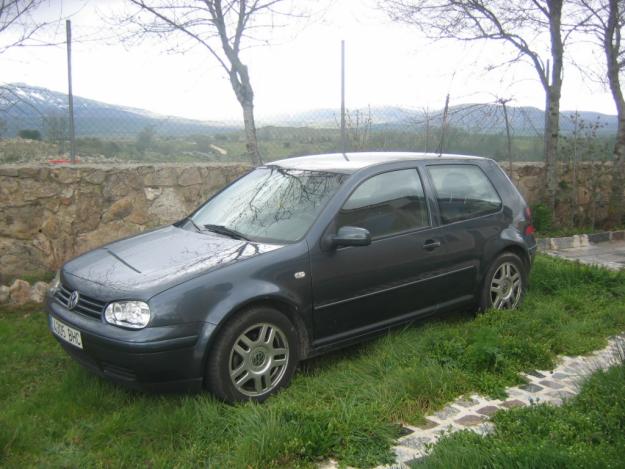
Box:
[203, 295, 312, 368]
[500, 244, 531, 272]
[480, 241, 531, 291]
[477, 242, 530, 311]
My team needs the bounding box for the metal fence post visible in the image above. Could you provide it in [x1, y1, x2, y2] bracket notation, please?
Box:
[341, 40, 346, 154]
[66, 19, 76, 163]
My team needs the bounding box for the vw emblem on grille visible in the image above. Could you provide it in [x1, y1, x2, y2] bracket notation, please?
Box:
[68, 291, 80, 310]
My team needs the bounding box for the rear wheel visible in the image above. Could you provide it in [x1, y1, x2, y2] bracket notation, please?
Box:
[205, 306, 299, 403]
[479, 252, 527, 311]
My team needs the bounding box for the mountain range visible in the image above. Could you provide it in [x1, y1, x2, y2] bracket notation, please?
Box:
[0, 83, 234, 139]
[0, 83, 618, 139]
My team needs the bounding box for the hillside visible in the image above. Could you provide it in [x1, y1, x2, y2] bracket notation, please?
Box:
[267, 104, 618, 136]
[0, 83, 618, 139]
[0, 83, 235, 138]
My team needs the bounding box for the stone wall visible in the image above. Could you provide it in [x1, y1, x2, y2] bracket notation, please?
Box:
[504, 161, 616, 226]
[0, 163, 251, 282]
[0, 161, 620, 281]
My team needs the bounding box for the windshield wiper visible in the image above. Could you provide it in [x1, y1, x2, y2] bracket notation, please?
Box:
[185, 217, 202, 232]
[203, 224, 250, 241]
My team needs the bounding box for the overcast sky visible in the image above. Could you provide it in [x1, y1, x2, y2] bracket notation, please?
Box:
[0, 0, 617, 122]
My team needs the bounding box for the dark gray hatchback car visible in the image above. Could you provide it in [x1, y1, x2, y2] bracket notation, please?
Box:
[46, 152, 537, 402]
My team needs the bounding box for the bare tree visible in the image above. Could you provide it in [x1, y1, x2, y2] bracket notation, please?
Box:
[345, 107, 373, 151]
[0, 0, 54, 54]
[381, 0, 571, 213]
[576, 0, 625, 225]
[122, 0, 304, 166]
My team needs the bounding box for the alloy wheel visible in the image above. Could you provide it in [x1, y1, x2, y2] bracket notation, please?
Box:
[228, 322, 290, 397]
[489, 261, 523, 310]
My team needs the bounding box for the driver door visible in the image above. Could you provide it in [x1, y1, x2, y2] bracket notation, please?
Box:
[310, 168, 449, 343]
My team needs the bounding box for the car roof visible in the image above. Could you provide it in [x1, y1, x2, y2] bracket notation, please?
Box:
[268, 152, 488, 174]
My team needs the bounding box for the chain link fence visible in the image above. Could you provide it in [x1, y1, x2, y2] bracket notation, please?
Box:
[0, 81, 617, 165]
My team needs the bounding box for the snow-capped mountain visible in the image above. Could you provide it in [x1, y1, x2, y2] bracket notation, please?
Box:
[0, 83, 235, 138]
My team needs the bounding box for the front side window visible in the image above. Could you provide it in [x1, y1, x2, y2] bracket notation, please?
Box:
[192, 167, 345, 243]
[428, 164, 502, 224]
[336, 169, 429, 238]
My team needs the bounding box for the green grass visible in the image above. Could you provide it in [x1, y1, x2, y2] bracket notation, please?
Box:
[1, 255, 625, 468]
[1, 270, 55, 286]
[413, 356, 625, 468]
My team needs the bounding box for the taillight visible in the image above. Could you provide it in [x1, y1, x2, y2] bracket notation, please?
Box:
[524, 207, 535, 236]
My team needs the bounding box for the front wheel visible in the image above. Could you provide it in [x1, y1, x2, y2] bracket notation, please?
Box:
[479, 252, 527, 311]
[205, 306, 299, 403]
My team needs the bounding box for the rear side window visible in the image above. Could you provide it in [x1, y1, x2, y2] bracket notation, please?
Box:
[428, 164, 502, 224]
[337, 169, 429, 238]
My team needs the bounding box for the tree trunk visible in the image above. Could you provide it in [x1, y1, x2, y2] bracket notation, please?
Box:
[609, 117, 625, 225]
[229, 63, 262, 166]
[241, 98, 261, 166]
[571, 112, 579, 227]
[544, 0, 564, 216]
[606, 0, 625, 226]
[544, 85, 561, 214]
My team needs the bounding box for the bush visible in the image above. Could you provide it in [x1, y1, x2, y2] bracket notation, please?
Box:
[18, 129, 42, 141]
[531, 203, 552, 232]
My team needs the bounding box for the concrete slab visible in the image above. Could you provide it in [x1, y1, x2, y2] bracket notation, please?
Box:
[544, 240, 625, 270]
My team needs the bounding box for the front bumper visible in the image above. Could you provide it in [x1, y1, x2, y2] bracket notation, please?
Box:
[46, 295, 216, 392]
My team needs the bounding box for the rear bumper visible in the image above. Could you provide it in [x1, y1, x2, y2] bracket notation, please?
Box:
[46, 296, 216, 393]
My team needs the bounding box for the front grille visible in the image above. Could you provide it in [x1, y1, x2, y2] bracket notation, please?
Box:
[55, 284, 106, 319]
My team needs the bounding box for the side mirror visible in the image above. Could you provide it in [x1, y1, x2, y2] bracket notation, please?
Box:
[330, 226, 371, 248]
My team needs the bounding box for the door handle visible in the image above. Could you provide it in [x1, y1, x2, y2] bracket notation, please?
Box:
[423, 239, 441, 250]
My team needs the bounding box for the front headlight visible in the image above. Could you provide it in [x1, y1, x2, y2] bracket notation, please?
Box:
[49, 270, 61, 293]
[104, 301, 151, 329]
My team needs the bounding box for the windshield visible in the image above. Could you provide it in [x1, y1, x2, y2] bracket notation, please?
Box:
[191, 166, 345, 243]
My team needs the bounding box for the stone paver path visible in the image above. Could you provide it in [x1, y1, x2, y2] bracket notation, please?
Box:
[320, 334, 625, 469]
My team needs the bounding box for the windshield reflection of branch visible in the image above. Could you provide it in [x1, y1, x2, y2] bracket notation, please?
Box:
[211, 168, 343, 239]
[271, 168, 337, 223]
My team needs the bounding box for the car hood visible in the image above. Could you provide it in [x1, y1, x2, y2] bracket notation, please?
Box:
[63, 225, 283, 298]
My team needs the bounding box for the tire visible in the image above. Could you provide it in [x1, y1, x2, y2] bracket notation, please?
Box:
[205, 306, 300, 403]
[478, 252, 527, 312]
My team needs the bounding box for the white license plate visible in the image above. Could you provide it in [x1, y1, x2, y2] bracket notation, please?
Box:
[51, 316, 83, 349]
